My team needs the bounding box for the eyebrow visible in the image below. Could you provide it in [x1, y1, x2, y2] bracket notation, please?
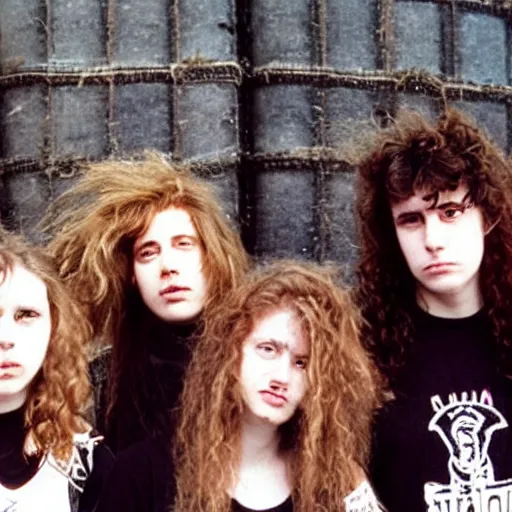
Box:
[422, 190, 471, 208]
[436, 200, 467, 210]
[255, 338, 309, 358]
[394, 199, 468, 221]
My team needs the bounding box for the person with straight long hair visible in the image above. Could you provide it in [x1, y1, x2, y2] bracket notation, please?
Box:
[43, 153, 250, 454]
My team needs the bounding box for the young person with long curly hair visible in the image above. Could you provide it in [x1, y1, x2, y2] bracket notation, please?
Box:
[43, 153, 250, 454]
[0, 230, 113, 512]
[95, 261, 384, 512]
[354, 108, 512, 512]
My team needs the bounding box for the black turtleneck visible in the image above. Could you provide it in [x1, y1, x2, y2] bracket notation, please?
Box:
[0, 407, 41, 489]
[103, 295, 199, 454]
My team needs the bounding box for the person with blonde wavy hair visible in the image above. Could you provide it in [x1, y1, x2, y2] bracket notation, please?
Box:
[43, 153, 250, 454]
[0, 229, 113, 512]
[95, 261, 384, 512]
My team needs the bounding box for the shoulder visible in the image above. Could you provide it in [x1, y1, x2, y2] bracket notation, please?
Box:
[73, 432, 115, 512]
[117, 437, 169, 471]
[344, 480, 385, 512]
[94, 437, 172, 512]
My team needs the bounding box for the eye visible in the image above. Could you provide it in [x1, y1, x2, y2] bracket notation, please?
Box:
[14, 309, 40, 322]
[440, 207, 464, 220]
[136, 246, 159, 261]
[396, 213, 422, 227]
[175, 237, 197, 249]
[295, 358, 308, 370]
[256, 343, 278, 359]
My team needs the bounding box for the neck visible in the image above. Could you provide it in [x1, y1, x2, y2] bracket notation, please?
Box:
[416, 278, 483, 319]
[0, 392, 27, 414]
[239, 413, 281, 468]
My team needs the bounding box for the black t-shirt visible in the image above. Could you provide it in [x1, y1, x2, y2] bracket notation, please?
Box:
[95, 437, 294, 512]
[371, 307, 512, 512]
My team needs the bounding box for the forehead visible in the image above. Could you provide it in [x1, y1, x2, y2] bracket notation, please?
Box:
[391, 184, 469, 217]
[135, 207, 198, 245]
[248, 308, 309, 353]
[0, 262, 49, 307]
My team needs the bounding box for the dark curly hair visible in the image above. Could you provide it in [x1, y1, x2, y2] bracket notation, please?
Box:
[354, 108, 512, 383]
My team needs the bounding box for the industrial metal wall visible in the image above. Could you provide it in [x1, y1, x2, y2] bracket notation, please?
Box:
[1, 0, 510, 270]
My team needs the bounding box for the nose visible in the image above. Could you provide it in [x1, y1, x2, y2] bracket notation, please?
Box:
[0, 317, 15, 351]
[424, 215, 445, 253]
[160, 248, 179, 276]
[270, 356, 291, 391]
[0, 340, 14, 351]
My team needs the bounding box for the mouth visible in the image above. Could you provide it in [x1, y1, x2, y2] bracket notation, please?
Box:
[424, 262, 456, 273]
[159, 285, 191, 297]
[259, 390, 288, 407]
[0, 362, 23, 378]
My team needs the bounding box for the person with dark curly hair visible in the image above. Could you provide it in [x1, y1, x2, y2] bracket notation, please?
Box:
[0, 230, 113, 512]
[43, 153, 250, 455]
[354, 108, 512, 512]
[95, 261, 384, 512]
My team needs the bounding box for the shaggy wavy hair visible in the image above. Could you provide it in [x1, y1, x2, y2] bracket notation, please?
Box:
[354, 108, 512, 382]
[0, 230, 90, 461]
[42, 153, 249, 442]
[174, 261, 382, 512]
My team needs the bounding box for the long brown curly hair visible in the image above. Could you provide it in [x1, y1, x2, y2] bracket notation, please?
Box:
[174, 261, 382, 512]
[42, 152, 249, 443]
[0, 230, 91, 462]
[354, 108, 512, 382]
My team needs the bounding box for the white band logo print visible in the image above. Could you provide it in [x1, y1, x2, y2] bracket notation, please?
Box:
[425, 390, 512, 512]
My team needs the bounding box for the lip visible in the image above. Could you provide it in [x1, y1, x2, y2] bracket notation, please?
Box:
[159, 285, 191, 297]
[0, 362, 23, 378]
[424, 262, 457, 274]
[259, 390, 288, 407]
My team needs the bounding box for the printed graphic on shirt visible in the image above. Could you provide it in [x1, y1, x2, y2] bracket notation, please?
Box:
[344, 480, 386, 512]
[0, 498, 16, 512]
[424, 390, 512, 512]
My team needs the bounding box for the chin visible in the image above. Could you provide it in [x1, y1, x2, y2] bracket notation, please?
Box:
[250, 408, 290, 427]
[157, 310, 201, 323]
[429, 281, 472, 295]
[263, 411, 294, 427]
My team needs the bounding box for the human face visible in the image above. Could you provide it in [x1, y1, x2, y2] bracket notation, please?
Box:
[239, 309, 309, 427]
[0, 263, 51, 413]
[391, 185, 485, 310]
[133, 207, 207, 323]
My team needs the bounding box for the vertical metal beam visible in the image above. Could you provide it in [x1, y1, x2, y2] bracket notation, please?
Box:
[311, 0, 328, 262]
[377, 0, 395, 72]
[106, 0, 117, 153]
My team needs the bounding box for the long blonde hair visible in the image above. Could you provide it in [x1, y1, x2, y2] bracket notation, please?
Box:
[0, 230, 91, 461]
[42, 152, 249, 443]
[44, 152, 249, 343]
[174, 261, 382, 512]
